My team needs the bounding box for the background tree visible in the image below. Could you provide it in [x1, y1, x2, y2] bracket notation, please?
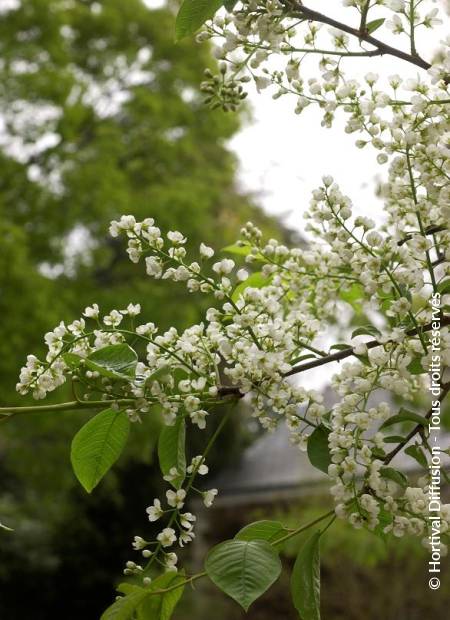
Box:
[0, 1, 279, 617]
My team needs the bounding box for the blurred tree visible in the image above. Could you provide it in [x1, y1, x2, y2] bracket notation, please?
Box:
[0, 1, 279, 616]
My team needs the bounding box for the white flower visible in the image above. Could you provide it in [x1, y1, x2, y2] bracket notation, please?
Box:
[164, 552, 178, 569]
[200, 243, 214, 258]
[166, 489, 186, 509]
[157, 528, 177, 547]
[167, 231, 186, 245]
[180, 512, 197, 529]
[132, 536, 147, 550]
[163, 467, 180, 482]
[103, 310, 123, 327]
[83, 304, 100, 319]
[190, 410, 208, 429]
[145, 256, 163, 278]
[187, 456, 209, 475]
[236, 269, 248, 282]
[146, 499, 164, 522]
[212, 259, 234, 275]
[124, 303, 141, 317]
[179, 530, 195, 547]
[203, 488, 218, 508]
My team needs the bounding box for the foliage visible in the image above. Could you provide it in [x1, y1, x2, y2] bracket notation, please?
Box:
[0, 0, 278, 617]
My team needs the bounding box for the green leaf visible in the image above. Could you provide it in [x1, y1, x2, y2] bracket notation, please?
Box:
[175, 0, 224, 41]
[86, 344, 138, 380]
[235, 520, 288, 543]
[340, 284, 364, 312]
[437, 279, 450, 295]
[307, 426, 331, 474]
[366, 18, 385, 34]
[137, 572, 186, 620]
[380, 409, 427, 430]
[71, 408, 130, 492]
[380, 466, 408, 488]
[405, 444, 428, 468]
[101, 588, 149, 620]
[383, 435, 405, 443]
[329, 343, 350, 352]
[290, 354, 317, 365]
[205, 539, 282, 611]
[372, 506, 393, 540]
[63, 352, 83, 370]
[351, 325, 381, 339]
[231, 272, 268, 302]
[221, 244, 252, 256]
[291, 531, 321, 620]
[223, 0, 238, 10]
[406, 357, 426, 375]
[158, 416, 186, 489]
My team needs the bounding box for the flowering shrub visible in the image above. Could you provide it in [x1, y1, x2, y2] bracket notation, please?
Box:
[1, 1, 450, 618]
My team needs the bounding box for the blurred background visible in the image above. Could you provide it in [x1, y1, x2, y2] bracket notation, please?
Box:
[0, 1, 448, 618]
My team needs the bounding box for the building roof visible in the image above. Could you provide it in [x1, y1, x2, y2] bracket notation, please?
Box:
[211, 387, 450, 506]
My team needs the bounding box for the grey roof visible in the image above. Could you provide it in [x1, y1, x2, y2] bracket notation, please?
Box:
[211, 387, 450, 506]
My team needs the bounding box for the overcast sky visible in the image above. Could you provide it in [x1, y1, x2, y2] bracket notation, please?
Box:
[228, 0, 447, 234]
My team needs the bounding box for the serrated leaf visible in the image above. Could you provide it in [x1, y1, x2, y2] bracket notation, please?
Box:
[231, 272, 268, 302]
[405, 444, 428, 468]
[158, 416, 186, 489]
[71, 408, 130, 492]
[86, 344, 138, 380]
[175, 0, 224, 41]
[205, 539, 281, 611]
[366, 18, 385, 34]
[380, 466, 408, 487]
[307, 425, 331, 474]
[380, 409, 427, 430]
[291, 531, 321, 620]
[235, 520, 288, 543]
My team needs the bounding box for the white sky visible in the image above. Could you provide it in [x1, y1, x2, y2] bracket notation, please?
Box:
[228, 0, 447, 232]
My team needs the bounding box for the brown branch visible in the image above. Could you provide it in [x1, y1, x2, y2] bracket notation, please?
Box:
[283, 1, 431, 72]
[397, 225, 447, 247]
[284, 315, 450, 378]
[383, 382, 450, 465]
[218, 315, 449, 397]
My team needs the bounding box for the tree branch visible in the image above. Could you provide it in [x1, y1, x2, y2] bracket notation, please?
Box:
[284, 315, 450, 378]
[397, 224, 447, 247]
[284, 1, 431, 71]
[383, 382, 450, 465]
[0, 399, 135, 418]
